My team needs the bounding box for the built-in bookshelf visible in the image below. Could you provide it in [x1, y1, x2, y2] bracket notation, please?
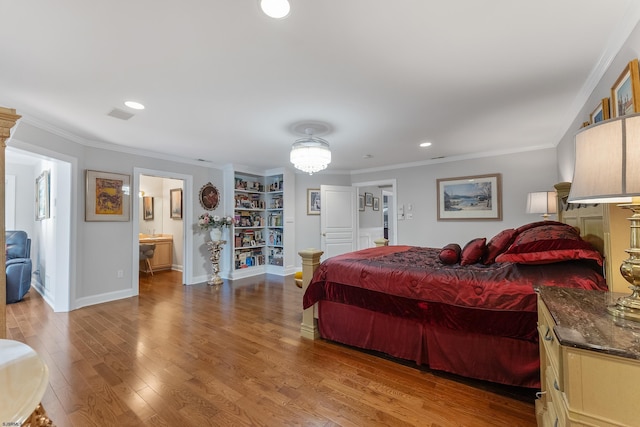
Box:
[224, 168, 294, 279]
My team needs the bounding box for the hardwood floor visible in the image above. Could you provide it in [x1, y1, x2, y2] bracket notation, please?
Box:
[6, 271, 537, 426]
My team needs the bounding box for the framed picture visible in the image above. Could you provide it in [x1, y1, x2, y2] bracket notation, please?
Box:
[611, 59, 640, 117]
[373, 197, 380, 211]
[307, 188, 320, 215]
[35, 170, 50, 220]
[142, 196, 154, 220]
[85, 170, 130, 222]
[365, 192, 373, 207]
[359, 194, 365, 211]
[199, 182, 219, 210]
[170, 188, 182, 219]
[436, 173, 502, 221]
[590, 98, 610, 124]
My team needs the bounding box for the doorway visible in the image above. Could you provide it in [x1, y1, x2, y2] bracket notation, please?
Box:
[133, 168, 193, 293]
[353, 179, 397, 246]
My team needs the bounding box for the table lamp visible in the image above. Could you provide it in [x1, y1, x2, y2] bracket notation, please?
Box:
[526, 191, 557, 219]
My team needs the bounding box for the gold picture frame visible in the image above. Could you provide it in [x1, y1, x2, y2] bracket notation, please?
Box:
[611, 58, 640, 117]
[199, 182, 219, 211]
[436, 173, 502, 221]
[170, 188, 182, 219]
[85, 170, 131, 221]
[590, 98, 610, 124]
[142, 196, 154, 220]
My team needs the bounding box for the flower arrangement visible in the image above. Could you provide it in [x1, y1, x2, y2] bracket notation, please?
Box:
[198, 213, 234, 230]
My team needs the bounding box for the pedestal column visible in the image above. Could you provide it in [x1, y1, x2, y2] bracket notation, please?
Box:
[298, 248, 323, 339]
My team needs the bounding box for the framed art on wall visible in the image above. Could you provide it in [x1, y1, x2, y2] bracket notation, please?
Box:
[436, 173, 502, 221]
[170, 188, 183, 219]
[373, 197, 380, 211]
[590, 98, 610, 124]
[35, 170, 50, 220]
[307, 188, 320, 215]
[199, 182, 219, 210]
[142, 196, 154, 220]
[365, 192, 373, 207]
[611, 58, 640, 117]
[359, 194, 365, 211]
[85, 170, 131, 222]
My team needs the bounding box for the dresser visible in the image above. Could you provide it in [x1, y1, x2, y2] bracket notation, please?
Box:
[536, 286, 640, 427]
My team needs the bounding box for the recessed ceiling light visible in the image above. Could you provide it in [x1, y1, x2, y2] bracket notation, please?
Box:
[419, 142, 432, 148]
[363, 154, 372, 159]
[124, 101, 145, 110]
[260, 0, 290, 19]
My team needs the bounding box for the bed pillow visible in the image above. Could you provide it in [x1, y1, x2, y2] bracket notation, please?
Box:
[438, 243, 461, 265]
[460, 237, 486, 266]
[483, 228, 517, 265]
[515, 220, 566, 234]
[495, 223, 603, 266]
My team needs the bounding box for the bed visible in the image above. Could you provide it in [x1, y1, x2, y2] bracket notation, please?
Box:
[300, 218, 608, 388]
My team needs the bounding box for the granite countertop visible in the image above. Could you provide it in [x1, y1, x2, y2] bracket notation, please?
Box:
[537, 286, 640, 361]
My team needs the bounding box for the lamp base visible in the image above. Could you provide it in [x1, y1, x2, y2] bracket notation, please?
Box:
[607, 285, 640, 321]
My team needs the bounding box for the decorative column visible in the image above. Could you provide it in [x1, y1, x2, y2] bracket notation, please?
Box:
[299, 248, 323, 339]
[0, 107, 21, 339]
[206, 240, 226, 286]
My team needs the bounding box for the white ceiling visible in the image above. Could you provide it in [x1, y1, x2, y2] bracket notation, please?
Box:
[2, 1, 640, 173]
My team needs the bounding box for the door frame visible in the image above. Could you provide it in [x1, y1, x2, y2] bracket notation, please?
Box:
[352, 179, 398, 245]
[133, 168, 193, 292]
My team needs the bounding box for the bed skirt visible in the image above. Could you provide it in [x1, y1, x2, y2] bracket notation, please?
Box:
[317, 300, 540, 388]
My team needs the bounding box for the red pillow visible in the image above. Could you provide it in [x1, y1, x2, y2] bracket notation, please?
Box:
[495, 224, 603, 266]
[483, 228, 517, 265]
[438, 243, 461, 265]
[460, 237, 486, 266]
[515, 220, 566, 234]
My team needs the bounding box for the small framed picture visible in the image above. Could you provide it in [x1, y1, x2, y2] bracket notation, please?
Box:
[359, 195, 365, 211]
[35, 170, 50, 221]
[143, 196, 154, 220]
[307, 189, 320, 215]
[611, 59, 640, 117]
[170, 188, 182, 219]
[590, 98, 610, 124]
[199, 182, 220, 210]
[365, 192, 373, 207]
[373, 197, 380, 211]
[85, 170, 131, 222]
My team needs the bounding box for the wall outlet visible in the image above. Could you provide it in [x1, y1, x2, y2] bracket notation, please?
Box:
[117, 270, 124, 278]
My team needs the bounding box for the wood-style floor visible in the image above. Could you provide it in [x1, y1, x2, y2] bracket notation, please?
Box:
[6, 271, 537, 426]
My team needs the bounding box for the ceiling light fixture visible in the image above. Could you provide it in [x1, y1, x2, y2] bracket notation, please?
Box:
[290, 128, 331, 175]
[419, 142, 432, 148]
[124, 101, 145, 110]
[260, 0, 290, 19]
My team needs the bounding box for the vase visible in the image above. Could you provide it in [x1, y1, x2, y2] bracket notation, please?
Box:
[209, 228, 222, 241]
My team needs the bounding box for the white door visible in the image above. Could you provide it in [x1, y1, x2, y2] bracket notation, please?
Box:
[320, 185, 358, 260]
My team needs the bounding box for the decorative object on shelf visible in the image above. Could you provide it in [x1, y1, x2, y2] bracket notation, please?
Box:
[35, 170, 50, 221]
[142, 196, 154, 220]
[307, 189, 320, 215]
[290, 126, 331, 175]
[436, 173, 502, 221]
[569, 112, 640, 321]
[170, 188, 182, 219]
[85, 169, 131, 222]
[206, 240, 226, 286]
[525, 191, 557, 220]
[198, 182, 220, 210]
[611, 58, 640, 117]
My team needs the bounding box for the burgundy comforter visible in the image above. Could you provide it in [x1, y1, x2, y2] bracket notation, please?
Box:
[303, 245, 607, 386]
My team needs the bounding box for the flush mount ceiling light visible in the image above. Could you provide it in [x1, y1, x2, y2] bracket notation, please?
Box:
[124, 101, 145, 110]
[290, 127, 331, 175]
[260, 0, 290, 19]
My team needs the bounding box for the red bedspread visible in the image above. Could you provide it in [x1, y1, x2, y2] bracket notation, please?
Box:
[303, 245, 607, 341]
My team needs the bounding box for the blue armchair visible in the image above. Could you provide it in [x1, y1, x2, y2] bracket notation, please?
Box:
[6, 230, 32, 304]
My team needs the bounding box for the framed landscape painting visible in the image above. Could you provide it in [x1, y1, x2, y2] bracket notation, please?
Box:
[437, 173, 502, 221]
[170, 188, 182, 219]
[611, 58, 640, 117]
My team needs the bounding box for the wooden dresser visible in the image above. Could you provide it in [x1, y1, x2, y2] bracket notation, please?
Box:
[536, 286, 640, 427]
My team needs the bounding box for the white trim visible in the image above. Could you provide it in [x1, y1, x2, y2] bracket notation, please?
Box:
[75, 289, 136, 310]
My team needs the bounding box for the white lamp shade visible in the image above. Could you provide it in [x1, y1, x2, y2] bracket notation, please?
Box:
[569, 114, 640, 203]
[526, 191, 557, 215]
[290, 137, 331, 174]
